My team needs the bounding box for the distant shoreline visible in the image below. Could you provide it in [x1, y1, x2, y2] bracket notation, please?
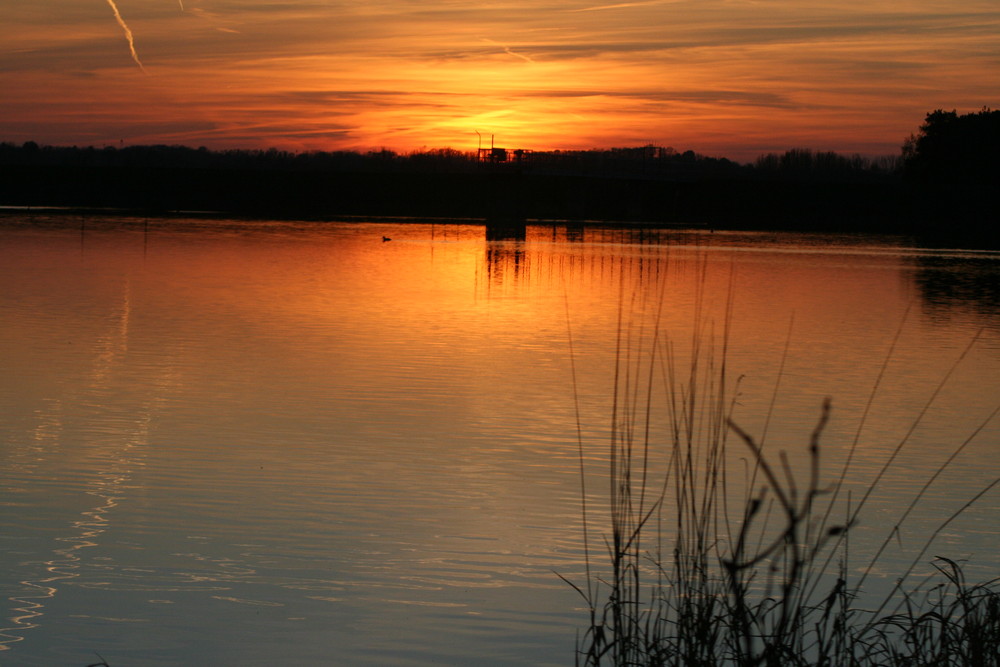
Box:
[1, 147, 995, 247]
[4, 110, 996, 244]
[0, 162, 904, 226]
[0, 205, 709, 229]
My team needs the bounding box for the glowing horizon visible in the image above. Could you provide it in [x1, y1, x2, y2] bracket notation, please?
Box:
[1, 1, 998, 161]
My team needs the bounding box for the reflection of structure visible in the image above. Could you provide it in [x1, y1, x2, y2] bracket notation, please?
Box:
[483, 218, 528, 291]
[485, 238, 527, 288]
[479, 223, 689, 297]
[485, 218, 526, 241]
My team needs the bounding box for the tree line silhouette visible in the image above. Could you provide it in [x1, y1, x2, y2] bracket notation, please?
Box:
[901, 108, 999, 239]
[1, 109, 995, 242]
[0, 140, 895, 180]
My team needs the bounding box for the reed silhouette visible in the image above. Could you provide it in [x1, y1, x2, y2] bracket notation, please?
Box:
[562, 283, 1000, 666]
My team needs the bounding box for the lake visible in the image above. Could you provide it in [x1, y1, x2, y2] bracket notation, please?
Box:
[1, 216, 998, 665]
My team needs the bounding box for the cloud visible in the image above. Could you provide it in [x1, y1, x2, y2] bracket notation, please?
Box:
[1, 0, 997, 157]
[570, 1, 674, 12]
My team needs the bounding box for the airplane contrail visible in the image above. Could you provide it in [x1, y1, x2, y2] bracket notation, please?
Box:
[481, 38, 535, 63]
[105, 0, 147, 73]
[571, 1, 666, 11]
[504, 46, 534, 63]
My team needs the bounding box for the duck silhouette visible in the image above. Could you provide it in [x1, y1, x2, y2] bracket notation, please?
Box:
[382, 236, 391, 242]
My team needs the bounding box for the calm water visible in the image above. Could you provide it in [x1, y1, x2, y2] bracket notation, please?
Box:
[1, 217, 999, 665]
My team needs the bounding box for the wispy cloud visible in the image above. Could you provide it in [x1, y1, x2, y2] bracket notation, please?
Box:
[1, 0, 996, 157]
[105, 0, 146, 73]
[570, 1, 671, 12]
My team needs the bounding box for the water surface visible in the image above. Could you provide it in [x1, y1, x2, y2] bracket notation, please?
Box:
[1, 217, 998, 665]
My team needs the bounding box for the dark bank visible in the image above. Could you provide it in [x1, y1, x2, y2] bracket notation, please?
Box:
[1, 108, 997, 245]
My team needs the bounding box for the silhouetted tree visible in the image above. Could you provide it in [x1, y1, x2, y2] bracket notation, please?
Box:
[903, 108, 999, 180]
[902, 108, 999, 235]
[753, 148, 899, 181]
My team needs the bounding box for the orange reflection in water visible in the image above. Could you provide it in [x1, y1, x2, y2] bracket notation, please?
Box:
[1, 218, 998, 664]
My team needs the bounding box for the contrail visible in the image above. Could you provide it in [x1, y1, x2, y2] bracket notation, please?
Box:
[571, 1, 666, 11]
[504, 46, 534, 63]
[481, 38, 535, 63]
[105, 0, 147, 73]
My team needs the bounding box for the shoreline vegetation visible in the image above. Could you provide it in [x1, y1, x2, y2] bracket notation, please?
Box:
[564, 289, 1000, 666]
[2, 109, 997, 246]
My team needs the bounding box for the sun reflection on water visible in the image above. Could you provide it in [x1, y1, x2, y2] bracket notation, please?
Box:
[0, 218, 997, 665]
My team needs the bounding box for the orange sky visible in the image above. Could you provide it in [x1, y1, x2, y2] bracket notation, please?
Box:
[2, 1, 998, 161]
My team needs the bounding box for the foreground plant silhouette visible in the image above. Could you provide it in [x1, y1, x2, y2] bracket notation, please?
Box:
[562, 295, 1000, 666]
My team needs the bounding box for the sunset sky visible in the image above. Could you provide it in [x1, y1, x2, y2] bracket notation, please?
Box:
[3, 0, 998, 160]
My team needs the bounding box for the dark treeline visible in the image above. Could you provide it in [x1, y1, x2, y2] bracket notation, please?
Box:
[0, 140, 894, 180]
[0, 141, 900, 224]
[1, 109, 995, 242]
[901, 108, 999, 240]
[753, 148, 901, 181]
